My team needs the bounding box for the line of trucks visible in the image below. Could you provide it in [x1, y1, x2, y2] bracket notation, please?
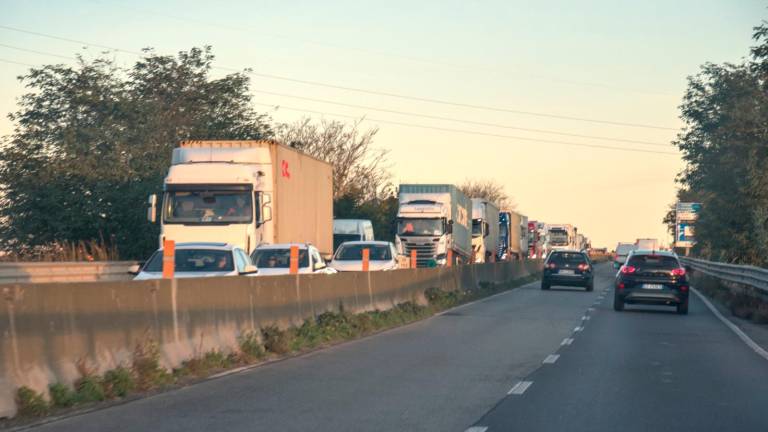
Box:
[148, 140, 589, 267]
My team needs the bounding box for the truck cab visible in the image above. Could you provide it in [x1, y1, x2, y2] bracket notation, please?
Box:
[471, 198, 500, 263]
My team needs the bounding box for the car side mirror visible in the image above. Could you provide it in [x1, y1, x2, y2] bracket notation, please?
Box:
[240, 264, 258, 275]
[127, 264, 141, 276]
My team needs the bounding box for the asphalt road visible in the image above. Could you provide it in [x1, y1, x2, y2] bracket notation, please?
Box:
[25, 264, 768, 431]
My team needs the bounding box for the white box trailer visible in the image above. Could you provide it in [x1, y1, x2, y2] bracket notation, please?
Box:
[149, 140, 334, 257]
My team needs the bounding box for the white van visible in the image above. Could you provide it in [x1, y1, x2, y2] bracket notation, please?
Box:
[614, 243, 636, 268]
[333, 219, 374, 254]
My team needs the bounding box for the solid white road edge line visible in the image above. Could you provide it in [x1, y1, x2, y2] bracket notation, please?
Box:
[508, 381, 533, 395]
[693, 288, 768, 362]
[543, 354, 560, 364]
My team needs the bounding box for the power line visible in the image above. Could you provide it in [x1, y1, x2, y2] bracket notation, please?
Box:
[249, 88, 671, 147]
[255, 102, 679, 156]
[0, 57, 34, 67]
[0, 43, 76, 61]
[0, 25, 679, 131]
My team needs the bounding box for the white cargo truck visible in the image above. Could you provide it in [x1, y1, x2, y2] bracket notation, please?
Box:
[544, 223, 577, 254]
[471, 198, 500, 263]
[148, 140, 334, 257]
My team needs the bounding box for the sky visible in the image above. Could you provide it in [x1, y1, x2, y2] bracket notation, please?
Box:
[0, 0, 765, 248]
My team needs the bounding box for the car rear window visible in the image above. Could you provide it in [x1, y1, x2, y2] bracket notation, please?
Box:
[335, 244, 392, 261]
[548, 252, 587, 265]
[627, 254, 679, 269]
[143, 249, 234, 272]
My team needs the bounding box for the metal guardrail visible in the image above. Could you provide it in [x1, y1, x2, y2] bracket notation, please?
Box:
[679, 257, 768, 293]
[0, 261, 138, 284]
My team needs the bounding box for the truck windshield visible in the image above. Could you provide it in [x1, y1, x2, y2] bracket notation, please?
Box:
[164, 191, 253, 224]
[549, 230, 568, 246]
[335, 244, 392, 261]
[251, 249, 309, 268]
[472, 219, 483, 238]
[143, 249, 234, 272]
[397, 219, 443, 236]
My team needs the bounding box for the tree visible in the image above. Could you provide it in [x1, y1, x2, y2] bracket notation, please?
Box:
[458, 179, 514, 209]
[0, 47, 272, 259]
[276, 117, 392, 201]
[672, 21, 768, 264]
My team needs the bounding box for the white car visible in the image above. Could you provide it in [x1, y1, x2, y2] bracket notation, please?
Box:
[250, 243, 337, 276]
[330, 241, 399, 272]
[133, 242, 257, 280]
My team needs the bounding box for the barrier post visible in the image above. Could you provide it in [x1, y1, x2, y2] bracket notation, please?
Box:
[410, 250, 417, 269]
[289, 246, 299, 275]
[362, 248, 370, 272]
[447, 249, 453, 267]
[162, 240, 175, 279]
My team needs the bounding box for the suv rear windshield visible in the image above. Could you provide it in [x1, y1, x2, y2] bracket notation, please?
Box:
[251, 248, 309, 269]
[627, 254, 679, 269]
[335, 244, 392, 261]
[548, 252, 587, 265]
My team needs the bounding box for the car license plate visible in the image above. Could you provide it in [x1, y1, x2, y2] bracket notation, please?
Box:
[642, 283, 664, 289]
[559, 269, 575, 275]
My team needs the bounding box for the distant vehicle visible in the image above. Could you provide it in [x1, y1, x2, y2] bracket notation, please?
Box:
[527, 220, 544, 258]
[614, 250, 689, 314]
[333, 219, 375, 253]
[635, 238, 659, 251]
[541, 250, 594, 291]
[329, 241, 399, 272]
[544, 224, 577, 254]
[395, 184, 472, 267]
[134, 242, 257, 280]
[471, 198, 500, 263]
[250, 243, 337, 276]
[613, 243, 636, 268]
[148, 140, 333, 257]
[498, 211, 528, 261]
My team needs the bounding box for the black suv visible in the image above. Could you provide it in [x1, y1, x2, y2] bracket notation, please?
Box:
[613, 250, 689, 314]
[542, 250, 594, 291]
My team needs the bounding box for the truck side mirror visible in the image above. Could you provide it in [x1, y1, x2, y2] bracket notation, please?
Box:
[147, 194, 157, 223]
[261, 206, 273, 224]
[483, 222, 490, 238]
[446, 220, 453, 234]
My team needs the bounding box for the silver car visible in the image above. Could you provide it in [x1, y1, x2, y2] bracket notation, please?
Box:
[330, 241, 400, 272]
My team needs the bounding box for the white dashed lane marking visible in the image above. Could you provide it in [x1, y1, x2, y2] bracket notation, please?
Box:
[561, 338, 574, 346]
[508, 381, 533, 395]
[543, 354, 560, 364]
[574, 326, 584, 332]
[465, 427, 488, 432]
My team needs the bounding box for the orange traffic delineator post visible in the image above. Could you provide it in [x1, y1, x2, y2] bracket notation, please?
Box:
[410, 250, 417, 269]
[289, 246, 299, 275]
[162, 240, 175, 279]
[447, 249, 453, 267]
[362, 248, 370, 272]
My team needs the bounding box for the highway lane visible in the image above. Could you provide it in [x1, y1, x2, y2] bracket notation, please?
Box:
[30, 267, 605, 432]
[470, 270, 768, 431]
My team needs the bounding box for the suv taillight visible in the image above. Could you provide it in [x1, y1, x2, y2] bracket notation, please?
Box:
[547, 263, 557, 269]
[620, 265, 636, 274]
[671, 268, 686, 276]
[578, 263, 589, 271]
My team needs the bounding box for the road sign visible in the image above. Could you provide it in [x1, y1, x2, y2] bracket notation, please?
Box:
[675, 202, 701, 248]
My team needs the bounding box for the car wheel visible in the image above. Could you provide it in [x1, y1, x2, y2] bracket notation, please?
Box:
[586, 281, 594, 292]
[541, 281, 550, 290]
[613, 295, 624, 311]
[677, 301, 689, 315]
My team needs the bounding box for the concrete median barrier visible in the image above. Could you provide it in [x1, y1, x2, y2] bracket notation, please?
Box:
[0, 260, 541, 417]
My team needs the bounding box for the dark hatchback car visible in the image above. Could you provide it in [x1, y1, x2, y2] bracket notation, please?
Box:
[614, 250, 689, 314]
[542, 250, 594, 291]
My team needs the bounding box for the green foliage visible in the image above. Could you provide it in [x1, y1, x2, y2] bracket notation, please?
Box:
[261, 325, 291, 355]
[181, 350, 232, 377]
[48, 383, 77, 408]
[0, 47, 272, 259]
[15, 386, 49, 417]
[132, 337, 172, 390]
[237, 330, 265, 361]
[74, 376, 106, 403]
[103, 367, 136, 398]
[673, 22, 768, 264]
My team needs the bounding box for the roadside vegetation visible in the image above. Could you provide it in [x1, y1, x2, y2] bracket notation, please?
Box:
[664, 21, 768, 265]
[691, 272, 768, 325]
[9, 274, 538, 422]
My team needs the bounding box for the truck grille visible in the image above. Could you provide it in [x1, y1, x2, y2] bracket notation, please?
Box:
[405, 242, 437, 267]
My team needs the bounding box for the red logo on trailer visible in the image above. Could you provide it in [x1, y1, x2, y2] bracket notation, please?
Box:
[281, 160, 290, 178]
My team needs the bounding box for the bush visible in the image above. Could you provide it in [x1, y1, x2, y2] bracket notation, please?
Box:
[238, 331, 265, 362]
[15, 386, 49, 417]
[74, 376, 105, 403]
[103, 367, 135, 398]
[132, 338, 172, 390]
[181, 350, 232, 377]
[316, 311, 354, 338]
[48, 383, 77, 408]
[261, 325, 291, 355]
